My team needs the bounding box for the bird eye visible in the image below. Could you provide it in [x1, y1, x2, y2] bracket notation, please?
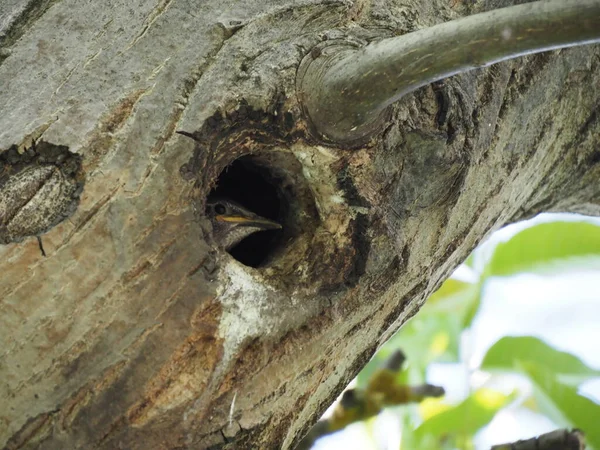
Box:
[214, 203, 226, 215]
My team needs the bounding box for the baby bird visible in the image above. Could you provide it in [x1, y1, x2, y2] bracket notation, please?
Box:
[205, 198, 282, 250]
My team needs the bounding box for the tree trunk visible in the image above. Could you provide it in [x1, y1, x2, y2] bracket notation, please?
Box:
[0, 0, 598, 449]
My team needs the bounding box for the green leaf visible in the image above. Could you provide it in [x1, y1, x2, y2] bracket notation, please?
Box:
[399, 408, 426, 450]
[401, 314, 460, 360]
[358, 308, 465, 388]
[459, 281, 483, 329]
[423, 279, 482, 330]
[414, 388, 514, 443]
[523, 362, 600, 450]
[481, 336, 600, 384]
[425, 279, 474, 308]
[358, 278, 481, 389]
[485, 221, 600, 277]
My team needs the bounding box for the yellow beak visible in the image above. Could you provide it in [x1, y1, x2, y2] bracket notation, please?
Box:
[215, 215, 282, 230]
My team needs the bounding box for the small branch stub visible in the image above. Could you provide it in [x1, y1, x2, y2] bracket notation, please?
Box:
[491, 428, 586, 450]
[297, 0, 600, 144]
[0, 141, 84, 246]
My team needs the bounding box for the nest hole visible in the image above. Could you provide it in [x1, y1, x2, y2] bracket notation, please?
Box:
[207, 155, 293, 268]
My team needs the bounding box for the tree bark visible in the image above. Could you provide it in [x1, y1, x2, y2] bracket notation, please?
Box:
[0, 0, 599, 449]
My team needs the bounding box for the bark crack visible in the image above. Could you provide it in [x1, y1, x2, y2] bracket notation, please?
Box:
[58, 183, 121, 247]
[142, 20, 247, 165]
[51, 60, 82, 98]
[124, 0, 175, 52]
[3, 408, 60, 450]
[0, 0, 63, 67]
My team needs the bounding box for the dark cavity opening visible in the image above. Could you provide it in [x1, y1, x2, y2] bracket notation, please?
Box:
[207, 156, 288, 268]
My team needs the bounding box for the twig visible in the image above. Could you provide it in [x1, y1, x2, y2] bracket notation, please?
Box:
[491, 428, 585, 450]
[296, 350, 444, 449]
[37, 236, 46, 257]
[298, 0, 600, 144]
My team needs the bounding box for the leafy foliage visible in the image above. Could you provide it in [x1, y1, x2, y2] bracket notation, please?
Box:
[484, 221, 600, 277]
[482, 336, 600, 385]
[414, 389, 515, 444]
[321, 218, 600, 450]
[524, 362, 600, 447]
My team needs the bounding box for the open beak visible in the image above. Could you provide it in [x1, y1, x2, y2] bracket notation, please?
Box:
[215, 214, 282, 230]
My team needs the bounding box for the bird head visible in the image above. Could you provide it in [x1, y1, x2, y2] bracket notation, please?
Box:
[206, 198, 282, 250]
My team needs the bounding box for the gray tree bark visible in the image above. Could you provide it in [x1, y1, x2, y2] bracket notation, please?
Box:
[0, 0, 598, 449]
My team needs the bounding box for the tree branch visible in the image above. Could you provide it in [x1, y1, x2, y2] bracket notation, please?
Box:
[297, 0, 600, 144]
[296, 350, 444, 449]
[491, 428, 586, 450]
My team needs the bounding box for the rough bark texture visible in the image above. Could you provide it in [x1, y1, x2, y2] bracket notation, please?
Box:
[0, 0, 598, 449]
